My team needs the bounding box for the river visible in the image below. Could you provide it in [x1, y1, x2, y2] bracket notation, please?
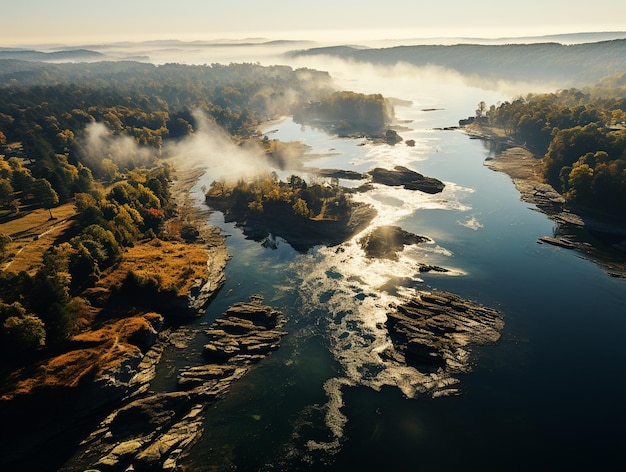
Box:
[170, 74, 626, 471]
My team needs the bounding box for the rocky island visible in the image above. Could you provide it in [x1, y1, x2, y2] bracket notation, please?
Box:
[359, 225, 431, 260]
[384, 290, 505, 396]
[205, 173, 377, 251]
[367, 166, 446, 193]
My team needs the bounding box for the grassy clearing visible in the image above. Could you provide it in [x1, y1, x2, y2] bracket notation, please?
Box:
[1, 203, 77, 274]
[95, 237, 210, 296]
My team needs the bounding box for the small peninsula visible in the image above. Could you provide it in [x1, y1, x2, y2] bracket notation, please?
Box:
[466, 123, 626, 277]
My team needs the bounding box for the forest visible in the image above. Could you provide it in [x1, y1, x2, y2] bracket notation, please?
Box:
[480, 73, 626, 215]
[0, 60, 334, 363]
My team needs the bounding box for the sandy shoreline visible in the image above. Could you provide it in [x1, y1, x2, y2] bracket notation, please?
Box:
[466, 125, 626, 278]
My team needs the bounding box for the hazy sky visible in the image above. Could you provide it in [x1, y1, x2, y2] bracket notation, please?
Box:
[3, 0, 626, 46]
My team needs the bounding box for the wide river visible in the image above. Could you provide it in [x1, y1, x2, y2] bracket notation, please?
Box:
[171, 73, 625, 471]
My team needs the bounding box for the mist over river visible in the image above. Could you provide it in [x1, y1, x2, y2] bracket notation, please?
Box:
[161, 73, 626, 471]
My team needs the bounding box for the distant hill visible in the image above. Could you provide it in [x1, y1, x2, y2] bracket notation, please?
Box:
[289, 39, 626, 86]
[0, 48, 105, 62]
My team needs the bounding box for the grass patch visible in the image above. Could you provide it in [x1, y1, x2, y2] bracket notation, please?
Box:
[1, 203, 77, 274]
[94, 238, 209, 297]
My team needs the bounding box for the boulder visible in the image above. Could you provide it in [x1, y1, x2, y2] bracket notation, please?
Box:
[385, 129, 403, 145]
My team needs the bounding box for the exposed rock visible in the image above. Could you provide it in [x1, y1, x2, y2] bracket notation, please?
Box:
[385, 129, 403, 145]
[315, 168, 366, 180]
[202, 299, 286, 361]
[368, 166, 445, 194]
[385, 291, 504, 377]
[60, 297, 287, 472]
[360, 225, 430, 260]
[538, 236, 577, 249]
[187, 244, 229, 314]
[418, 263, 450, 273]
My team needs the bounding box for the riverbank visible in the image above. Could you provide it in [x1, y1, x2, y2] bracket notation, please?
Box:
[0, 160, 233, 471]
[465, 124, 626, 278]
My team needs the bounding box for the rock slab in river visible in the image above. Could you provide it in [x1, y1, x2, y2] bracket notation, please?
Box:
[385, 291, 504, 394]
[369, 166, 445, 193]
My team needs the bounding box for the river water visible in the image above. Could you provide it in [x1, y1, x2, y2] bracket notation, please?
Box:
[177, 74, 626, 471]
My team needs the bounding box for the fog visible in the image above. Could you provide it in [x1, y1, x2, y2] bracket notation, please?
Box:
[164, 110, 271, 181]
[68, 37, 561, 99]
[77, 111, 273, 183]
[79, 122, 156, 173]
[72, 35, 579, 184]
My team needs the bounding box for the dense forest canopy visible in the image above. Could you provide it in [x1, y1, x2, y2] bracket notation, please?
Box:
[482, 74, 626, 214]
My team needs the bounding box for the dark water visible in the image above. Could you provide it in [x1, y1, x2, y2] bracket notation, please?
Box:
[176, 81, 626, 471]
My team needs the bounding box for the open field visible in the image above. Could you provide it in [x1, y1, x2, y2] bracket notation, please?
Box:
[1, 203, 77, 274]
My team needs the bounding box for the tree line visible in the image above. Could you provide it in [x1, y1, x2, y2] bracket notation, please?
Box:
[482, 77, 626, 214]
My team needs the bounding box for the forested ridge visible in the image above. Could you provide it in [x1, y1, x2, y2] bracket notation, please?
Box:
[479, 73, 626, 215]
[291, 39, 626, 84]
[0, 60, 333, 364]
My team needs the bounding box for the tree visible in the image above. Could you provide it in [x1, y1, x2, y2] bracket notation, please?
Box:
[0, 233, 11, 259]
[3, 313, 46, 353]
[31, 178, 59, 218]
[292, 198, 312, 217]
[1, 301, 46, 354]
[0, 178, 14, 207]
[567, 162, 594, 201]
[476, 101, 487, 118]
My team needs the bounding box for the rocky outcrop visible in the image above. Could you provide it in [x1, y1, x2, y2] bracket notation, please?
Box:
[209, 194, 377, 252]
[202, 298, 285, 364]
[385, 291, 504, 382]
[385, 129, 403, 145]
[60, 297, 286, 472]
[538, 236, 577, 249]
[368, 166, 445, 194]
[417, 263, 450, 273]
[315, 168, 366, 180]
[359, 225, 430, 260]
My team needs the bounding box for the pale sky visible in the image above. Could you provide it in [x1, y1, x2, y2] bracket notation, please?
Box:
[2, 0, 626, 46]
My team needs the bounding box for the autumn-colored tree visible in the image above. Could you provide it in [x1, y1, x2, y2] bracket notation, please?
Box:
[31, 178, 59, 218]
